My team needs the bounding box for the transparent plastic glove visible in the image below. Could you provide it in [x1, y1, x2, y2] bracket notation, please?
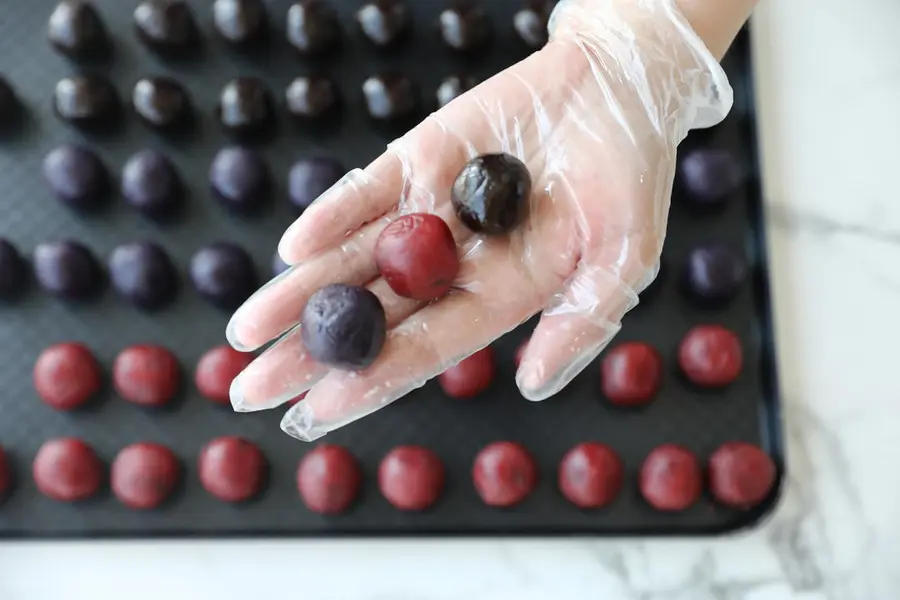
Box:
[225, 0, 733, 441]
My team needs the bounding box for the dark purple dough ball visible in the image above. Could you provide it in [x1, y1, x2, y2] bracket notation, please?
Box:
[301, 283, 387, 370]
[679, 148, 744, 205]
[356, 0, 409, 48]
[684, 242, 747, 303]
[288, 157, 344, 212]
[122, 150, 182, 217]
[0, 239, 26, 299]
[109, 241, 178, 311]
[209, 147, 270, 214]
[272, 253, 290, 277]
[43, 144, 108, 211]
[33, 240, 102, 301]
[190, 242, 257, 310]
[436, 75, 476, 109]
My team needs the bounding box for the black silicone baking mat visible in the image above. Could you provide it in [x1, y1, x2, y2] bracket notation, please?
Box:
[0, 0, 783, 538]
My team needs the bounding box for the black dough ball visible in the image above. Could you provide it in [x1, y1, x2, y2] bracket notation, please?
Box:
[513, 0, 554, 49]
[121, 150, 183, 218]
[0, 78, 21, 128]
[362, 74, 417, 121]
[356, 0, 409, 48]
[33, 240, 102, 301]
[132, 76, 192, 130]
[451, 153, 532, 234]
[301, 283, 387, 370]
[42, 144, 108, 211]
[288, 157, 345, 212]
[438, 1, 491, 52]
[109, 241, 178, 311]
[216, 77, 273, 136]
[134, 0, 198, 55]
[286, 0, 341, 56]
[436, 75, 476, 108]
[212, 0, 267, 47]
[54, 75, 119, 126]
[684, 242, 747, 303]
[47, 0, 109, 59]
[0, 239, 27, 300]
[190, 242, 258, 310]
[209, 146, 270, 213]
[285, 75, 339, 120]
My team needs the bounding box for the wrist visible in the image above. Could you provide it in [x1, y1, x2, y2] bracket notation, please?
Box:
[548, 0, 734, 139]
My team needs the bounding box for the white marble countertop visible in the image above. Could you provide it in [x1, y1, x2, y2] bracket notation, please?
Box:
[3, 1, 898, 598]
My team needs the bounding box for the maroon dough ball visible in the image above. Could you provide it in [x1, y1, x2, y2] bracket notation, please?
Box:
[111, 442, 180, 509]
[374, 213, 460, 300]
[33, 438, 103, 502]
[438, 346, 495, 399]
[639, 444, 702, 512]
[297, 444, 362, 515]
[678, 325, 743, 388]
[472, 441, 537, 507]
[558, 442, 623, 509]
[194, 344, 254, 405]
[378, 445, 445, 511]
[198, 436, 266, 503]
[601, 341, 663, 407]
[0, 445, 10, 500]
[113, 344, 181, 407]
[708, 442, 777, 510]
[33, 342, 102, 411]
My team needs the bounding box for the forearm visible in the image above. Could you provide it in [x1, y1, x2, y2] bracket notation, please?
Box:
[675, 0, 759, 59]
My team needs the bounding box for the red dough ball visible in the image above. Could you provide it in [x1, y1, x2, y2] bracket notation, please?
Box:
[640, 444, 702, 512]
[438, 346, 495, 399]
[111, 443, 180, 510]
[378, 445, 445, 511]
[558, 442, 623, 509]
[33, 438, 103, 502]
[297, 444, 362, 515]
[33, 342, 101, 411]
[374, 213, 460, 300]
[0, 445, 10, 500]
[287, 391, 307, 407]
[601, 342, 663, 407]
[678, 325, 743, 387]
[199, 436, 266, 503]
[708, 442, 777, 509]
[113, 344, 180, 407]
[194, 345, 254, 405]
[473, 441, 537, 507]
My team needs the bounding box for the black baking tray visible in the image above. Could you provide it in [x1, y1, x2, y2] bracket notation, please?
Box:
[0, 0, 783, 538]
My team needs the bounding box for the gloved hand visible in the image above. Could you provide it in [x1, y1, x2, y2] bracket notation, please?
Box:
[224, 0, 733, 441]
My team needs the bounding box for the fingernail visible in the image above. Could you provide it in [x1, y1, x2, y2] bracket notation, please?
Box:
[280, 403, 326, 442]
[225, 315, 254, 352]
